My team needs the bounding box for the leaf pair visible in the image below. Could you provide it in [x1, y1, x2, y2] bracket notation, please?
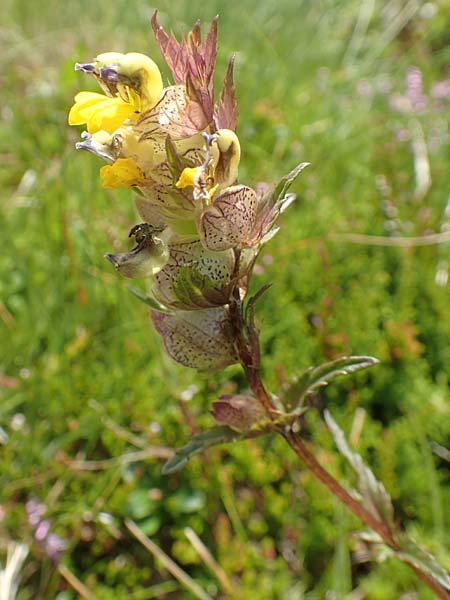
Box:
[163, 355, 379, 473]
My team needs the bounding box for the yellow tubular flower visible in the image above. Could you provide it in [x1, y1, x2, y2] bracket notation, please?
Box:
[93, 53, 163, 110]
[68, 92, 138, 134]
[175, 130, 241, 204]
[69, 52, 163, 134]
[100, 158, 147, 189]
[176, 167, 218, 203]
[212, 129, 241, 190]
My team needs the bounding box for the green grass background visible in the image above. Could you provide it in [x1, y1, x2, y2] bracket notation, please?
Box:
[1, 0, 450, 597]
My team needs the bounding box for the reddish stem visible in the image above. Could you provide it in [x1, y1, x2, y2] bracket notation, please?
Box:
[281, 431, 450, 600]
[283, 430, 397, 545]
[230, 288, 450, 599]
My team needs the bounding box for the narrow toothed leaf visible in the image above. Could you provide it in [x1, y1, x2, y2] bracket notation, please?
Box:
[162, 426, 241, 474]
[150, 12, 217, 136]
[151, 11, 218, 90]
[249, 162, 310, 246]
[128, 287, 169, 312]
[325, 410, 395, 528]
[395, 534, 450, 592]
[245, 283, 273, 326]
[279, 192, 296, 213]
[273, 162, 310, 204]
[151, 12, 187, 86]
[282, 356, 379, 410]
[185, 72, 214, 133]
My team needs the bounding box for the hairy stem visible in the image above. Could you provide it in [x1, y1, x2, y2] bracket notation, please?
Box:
[231, 288, 450, 598]
[282, 430, 397, 545]
[281, 430, 450, 600]
[229, 250, 276, 416]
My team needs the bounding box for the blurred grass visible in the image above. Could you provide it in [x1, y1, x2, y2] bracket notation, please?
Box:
[1, 0, 450, 598]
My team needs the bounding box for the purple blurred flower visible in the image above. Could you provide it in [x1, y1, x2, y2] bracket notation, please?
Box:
[406, 66, 427, 113]
[35, 520, 51, 542]
[44, 533, 68, 563]
[432, 79, 450, 100]
[26, 499, 46, 527]
[25, 498, 67, 563]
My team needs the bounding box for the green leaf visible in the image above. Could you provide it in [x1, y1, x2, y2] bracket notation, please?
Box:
[162, 426, 242, 474]
[172, 266, 230, 309]
[165, 135, 185, 181]
[139, 515, 162, 536]
[396, 534, 450, 592]
[282, 355, 379, 410]
[273, 161, 310, 204]
[167, 489, 206, 514]
[128, 287, 169, 312]
[126, 489, 160, 519]
[324, 410, 395, 529]
[244, 282, 272, 325]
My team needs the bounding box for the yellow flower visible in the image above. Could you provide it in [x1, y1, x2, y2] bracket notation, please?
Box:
[91, 52, 163, 109]
[175, 167, 199, 189]
[210, 129, 241, 190]
[69, 52, 163, 134]
[100, 158, 147, 189]
[68, 91, 138, 134]
[176, 167, 219, 203]
[175, 129, 240, 204]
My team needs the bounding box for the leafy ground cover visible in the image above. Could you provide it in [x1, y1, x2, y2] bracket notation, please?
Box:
[1, 0, 449, 597]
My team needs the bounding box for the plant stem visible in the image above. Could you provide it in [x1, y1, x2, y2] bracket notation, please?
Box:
[282, 430, 397, 545]
[231, 291, 450, 598]
[229, 250, 277, 416]
[281, 430, 450, 600]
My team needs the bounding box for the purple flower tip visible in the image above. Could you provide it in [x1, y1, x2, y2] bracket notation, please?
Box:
[99, 66, 119, 82]
[75, 62, 95, 72]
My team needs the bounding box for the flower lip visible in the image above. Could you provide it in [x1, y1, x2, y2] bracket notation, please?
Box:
[75, 62, 96, 73]
[75, 131, 116, 163]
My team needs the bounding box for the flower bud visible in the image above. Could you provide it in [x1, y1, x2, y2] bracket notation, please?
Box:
[151, 307, 238, 370]
[211, 394, 265, 432]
